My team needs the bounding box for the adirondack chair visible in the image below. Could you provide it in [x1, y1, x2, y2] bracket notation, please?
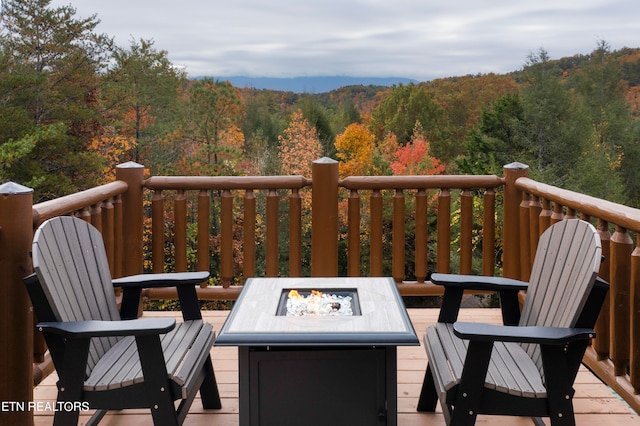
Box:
[417, 219, 608, 426]
[24, 216, 222, 426]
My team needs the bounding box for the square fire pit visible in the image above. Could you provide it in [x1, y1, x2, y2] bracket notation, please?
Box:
[215, 277, 419, 426]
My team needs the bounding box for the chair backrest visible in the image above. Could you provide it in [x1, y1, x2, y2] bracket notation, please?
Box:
[32, 216, 122, 373]
[518, 219, 602, 373]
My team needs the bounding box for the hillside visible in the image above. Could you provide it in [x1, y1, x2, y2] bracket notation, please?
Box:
[206, 76, 418, 93]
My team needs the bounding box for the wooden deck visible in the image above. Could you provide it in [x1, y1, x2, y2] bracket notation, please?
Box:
[33, 308, 640, 426]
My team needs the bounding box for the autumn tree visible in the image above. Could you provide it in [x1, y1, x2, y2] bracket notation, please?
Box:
[370, 83, 450, 163]
[278, 110, 322, 177]
[180, 78, 244, 175]
[334, 123, 375, 177]
[390, 122, 445, 176]
[0, 0, 112, 199]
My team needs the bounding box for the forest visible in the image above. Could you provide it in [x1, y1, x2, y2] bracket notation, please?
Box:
[2, 0, 640, 209]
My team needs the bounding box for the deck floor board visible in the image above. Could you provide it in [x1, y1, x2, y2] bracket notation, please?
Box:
[33, 308, 640, 425]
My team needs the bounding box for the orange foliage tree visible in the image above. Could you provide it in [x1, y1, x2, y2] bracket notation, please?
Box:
[278, 110, 322, 177]
[390, 123, 445, 176]
[334, 123, 375, 177]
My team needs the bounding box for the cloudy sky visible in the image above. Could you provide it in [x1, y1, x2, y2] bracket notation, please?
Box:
[50, 0, 639, 81]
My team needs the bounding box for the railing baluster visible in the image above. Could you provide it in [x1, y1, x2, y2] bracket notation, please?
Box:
[220, 189, 234, 286]
[266, 189, 279, 277]
[174, 189, 187, 272]
[482, 189, 495, 276]
[460, 189, 473, 275]
[243, 190, 256, 280]
[528, 194, 541, 260]
[113, 194, 124, 278]
[392, 189, 405, 282]
[630, 239, 640, 390]
[348, 189, 361, 277]
[519, 191, 531, 281]
[197, 190, 210, 279]
[91, 202, 102, 231]
[415, 189, 428, 283]
[594, 219, 611, 359]
[551, 201, 564, 223]
[437, 188, 451, 273]
[102, 198, 115, 276]
[152, 190, 165, 273]
[370, 189, 383, 276]
[610, 225, 632, 376]
[539, 198, 552, 234]
[289, 189, 302, 277]
[79, 206, 91, 222]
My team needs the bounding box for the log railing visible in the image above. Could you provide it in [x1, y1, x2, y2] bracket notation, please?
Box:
[2, 159, 640, 419]
[514, 174, 640, 414]
[339, 174, 503, 295]
[142, 174, 311, 300]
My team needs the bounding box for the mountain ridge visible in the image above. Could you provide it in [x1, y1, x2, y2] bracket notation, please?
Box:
[200, 76, 419, 93]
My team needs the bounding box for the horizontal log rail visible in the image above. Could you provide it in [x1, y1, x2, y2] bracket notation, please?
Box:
[515, 176, 640, 414]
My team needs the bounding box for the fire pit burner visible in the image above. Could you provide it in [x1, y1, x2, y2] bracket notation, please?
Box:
[276, 288, 361, 316]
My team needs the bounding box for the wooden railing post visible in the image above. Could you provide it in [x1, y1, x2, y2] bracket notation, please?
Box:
[610, 225, 633, 376]
[116, 162, 145, 276]
[311, 157, 338, 276]
[503, 162, 529, 280]
[0, 182, 34, 426]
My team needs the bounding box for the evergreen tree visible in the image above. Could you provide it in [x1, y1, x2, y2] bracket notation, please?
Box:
[0, 0, 112, 199]
[519, 48, 591, 186]
[104, 38, 186, 169]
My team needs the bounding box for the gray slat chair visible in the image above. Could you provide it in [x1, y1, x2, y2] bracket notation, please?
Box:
[417, 219, 608, 426]
[25, 216, 222, 426]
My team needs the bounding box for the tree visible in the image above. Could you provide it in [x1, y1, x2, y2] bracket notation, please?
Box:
[181, 78, 244, 175]
[370, 83, 450, 163]
[457, 94, 527, 175]
[296, 95, 335, 157]
[103, 38, 186, 168]
[334, 123, 375, 177]
[278, 110, 322, 178]
[0, 0, 113, 199]
[390, 122, 445, 176]
[568, 41, 636, 203]
[519, 48, 591, 186]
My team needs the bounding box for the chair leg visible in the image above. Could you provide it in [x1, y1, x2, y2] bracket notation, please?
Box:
[136, 335, 180, 425]
[199, 356, 222, 409]
[417, 364, 438, 411]
[54, 338, 91, 426]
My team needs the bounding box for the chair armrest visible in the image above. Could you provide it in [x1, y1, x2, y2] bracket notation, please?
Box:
[432, 273, 528, 325]
[114, 272, 209, 321]
[112, 271, 209, 288]
[431, 273, 528, 291]
[37, 318, 176, 339]
[453, 322, 595, 345]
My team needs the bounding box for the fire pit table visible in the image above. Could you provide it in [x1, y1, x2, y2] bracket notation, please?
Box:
[215, 277, 419, 426]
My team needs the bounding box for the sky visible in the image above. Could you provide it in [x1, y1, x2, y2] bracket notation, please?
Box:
[50, 0, 640, 82]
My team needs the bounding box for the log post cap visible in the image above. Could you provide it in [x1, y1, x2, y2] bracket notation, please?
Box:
[313, 157, 338, 165]
[116, 161, 144, 169]
[0, 182, 33, 195]
[504, 162, 530, 171]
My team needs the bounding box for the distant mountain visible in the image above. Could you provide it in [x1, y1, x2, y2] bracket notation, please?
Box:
[203, 76, 419, 93]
